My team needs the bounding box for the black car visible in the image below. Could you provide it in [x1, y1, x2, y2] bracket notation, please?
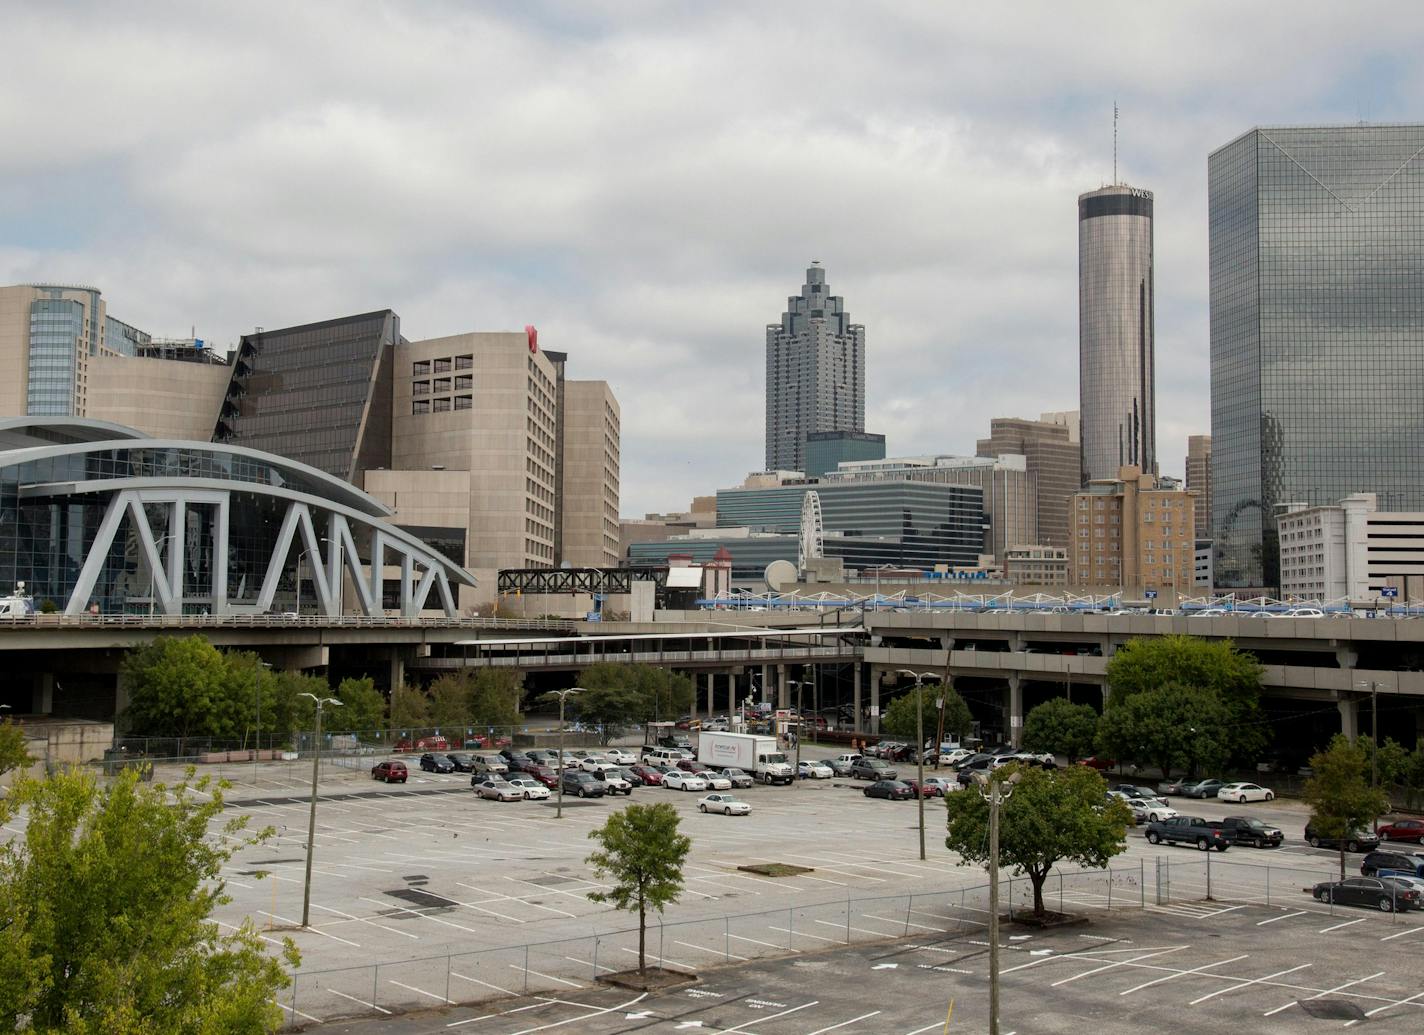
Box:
[616, 767, 645, 787]
[1305, 823, 1380, 853]
[419, 752, 455, 774]
[560, 770, 605, 798]
[864, 780, 914, 800]
[1218, 816, 1283, 848]
[445, 752, 475, 772]
[1312, 876, 1421, 912]
[1361, 850, 1424, 877]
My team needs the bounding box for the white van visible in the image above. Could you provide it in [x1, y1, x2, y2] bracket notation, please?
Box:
[644, 747, 687, 767]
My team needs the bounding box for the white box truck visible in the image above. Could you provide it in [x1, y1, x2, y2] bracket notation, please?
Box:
[698, 732, 794, 785]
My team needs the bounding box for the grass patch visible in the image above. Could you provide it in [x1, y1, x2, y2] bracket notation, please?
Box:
[738, 862, 814, 877]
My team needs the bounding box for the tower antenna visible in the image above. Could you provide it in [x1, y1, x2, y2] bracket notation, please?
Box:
[1113, 101, 1119, 184]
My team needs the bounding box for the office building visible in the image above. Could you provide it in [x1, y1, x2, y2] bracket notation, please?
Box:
[1003, 545, 1069, 587]
[0, 283, 229, 439]
[1194, 540, 1214, 589]
[620, 498, 717, 559]
[976, 416, 1080, 549]
[1068, 465, 1196, 593]
[804, 430, 885, 478]
[1079, 185, 1156, 484]
[559, 379, 621, 567]
[1278, 493, 1424, 604]
[822, 453, 1033, 560]
[715, 480, 984, 571]
[1210, 124, 1424, 590]
[1186, 435, 1212, 536]
[765, 262, 865, 472]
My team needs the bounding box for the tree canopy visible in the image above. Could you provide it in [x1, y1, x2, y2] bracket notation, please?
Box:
[1095, 682, 1231, 779]
[121, 635, 235, 739]
[585, 803, 691, 975]
[1021, 698, 1099, 761]
[0, 719, 33, 777]
[881, 683, 973, 746]
[0, 767, 296, 1033]
[575, 663, 694, 723]
[1303, 734, 1392, 878]
[944, 764, 1131, 917]
[567, 685, 646, 744]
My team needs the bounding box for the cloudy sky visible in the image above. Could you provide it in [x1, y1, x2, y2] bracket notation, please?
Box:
[2, 2, 1418, 515]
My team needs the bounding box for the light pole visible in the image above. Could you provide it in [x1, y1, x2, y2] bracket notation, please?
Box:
[549, 688, 582, 819]
[975, 768, 1022, 1035]
[1357, 678, 1380, 825]
[295, 538, 331, 616]
[898, 669, 938, 861]
[298, 692, 342, 928]
[252, 660, 272, 783]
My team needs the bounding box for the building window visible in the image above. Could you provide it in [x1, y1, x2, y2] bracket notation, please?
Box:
[433, 377, 451, 393]
[433, 397, 451, 412]
[454, 395, 472, 410]
[455, 354, 473, 370]
[433, 358, 452, 373]
[455, 375, 472, 390]
[412, 399, 430, 414]
[413, 360, 430, 376]
[412, 380, 430, 395]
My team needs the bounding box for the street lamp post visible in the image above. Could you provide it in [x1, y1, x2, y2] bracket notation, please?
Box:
[252, 660, 272, 783]
[1357, 678, 1380, 826]
[975, 769, 1022, 1035]
[549, 688, 582, 819]
[298, 692, 342, 928]
[898, 669, 938, 862]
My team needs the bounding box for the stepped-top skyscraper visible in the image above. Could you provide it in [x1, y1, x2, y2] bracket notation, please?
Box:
[765, 262, 865, 472]
[1209, 124, 1424, 590]
[1078, 184, 1156, 485]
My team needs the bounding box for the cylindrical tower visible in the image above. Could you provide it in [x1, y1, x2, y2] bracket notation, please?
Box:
[1078, 184, 1155, 484]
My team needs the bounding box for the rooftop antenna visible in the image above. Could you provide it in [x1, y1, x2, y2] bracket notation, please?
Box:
[1113, 101, 1119, 184]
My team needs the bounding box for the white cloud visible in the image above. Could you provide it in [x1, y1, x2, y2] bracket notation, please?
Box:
[1, 0, 1419, 515]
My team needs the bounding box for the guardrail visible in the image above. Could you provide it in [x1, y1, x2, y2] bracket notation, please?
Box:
[0, 614, 577, 631]
[413, 645, 856, 669]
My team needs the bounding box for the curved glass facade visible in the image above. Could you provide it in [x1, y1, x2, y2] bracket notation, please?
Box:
[1079, 185, 1155, 485]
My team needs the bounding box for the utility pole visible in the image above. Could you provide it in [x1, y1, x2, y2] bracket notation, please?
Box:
[550, 688, 582, 819]
[252, 660, 271, 783]
[976, 770, 1021, 1035]
[898, 670, 937, 861]
[299, 692, 342, 928]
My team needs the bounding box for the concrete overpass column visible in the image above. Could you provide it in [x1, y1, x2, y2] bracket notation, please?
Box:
[725, 672, 735, 718]
[704, 673, 715, 720]
[1336, 647, 1359, 669]
[853, 663, 863, 734]
[761, 664, 771, 705]
[389, 651, 406, 693]
[1007, 676, 1024, 748]
[32, 673, 53, 715]
[1338, 695, 1361, 740]
[870, 667, 881, 735]
[777, 665, 789, 709]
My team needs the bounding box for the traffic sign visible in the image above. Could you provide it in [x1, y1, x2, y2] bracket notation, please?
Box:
[1144, 589, 1158, 599]
[1381, 587, 1399, 598]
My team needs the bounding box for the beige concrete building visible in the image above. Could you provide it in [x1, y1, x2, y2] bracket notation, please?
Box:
[976, 416, 1080, 549]
[620, 498, 717, 559]
[559, 380, 621, 567]
[0, 283, 228, 435]
[1003, 544, 1069, 586]
[1186, 434, 1212, 536]
[1069, 465, 1196, 593]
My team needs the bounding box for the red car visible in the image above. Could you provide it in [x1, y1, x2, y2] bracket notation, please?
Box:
[1077, 756, 1116, 771]
[630, 764, 665, 785]
[526, 765, 559, 789]
[902, 777, 947, 798]
[372, 760, 408, 783]
[677, 759, 710, 773]
[1378, 819, 1424, 844]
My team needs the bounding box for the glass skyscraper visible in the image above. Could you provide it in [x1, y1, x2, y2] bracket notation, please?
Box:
[1079, 185, 1156, 485]
[1209, 125, 1424, 590]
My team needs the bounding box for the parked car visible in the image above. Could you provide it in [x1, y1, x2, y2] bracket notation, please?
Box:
[472, 754, 508, 775]
[629, 763, 665, 785]
[662, 770, 709, 792]
[1378, 818, 1424, 844]
[1156, 777, 1192, 796]
[941, 748, 976, 768]
[590, 768, 633, 795]
[1144, 815, 1232, 851]
[698, 793, 751, 816]
[1077, 755, 1116, 771]
[1312, 876, 1421, 912]
[798, 760, 833, 780]
[864, 780, 914, 800]
[1361, 850, 1424, 877]
[445, 752, 475, 772]
[1218, 816, 1283, 848]
[1125, 797, 1178, 823]
[1305, 824, 1380, 853]
[677, 759, 711, 773]
[1180, 778, 1228, 799]
[526, 765, 559, 789]
[474, 779, 524, 802]
[921, 776, 959, 796]
[1217, 782, 1274, 803]
[560, 771, 605, 798]
[828, 753, 864, 776]
[371, 760, 408, 783]
[1110, 784, 1158, 800]
[604, 748, 636, 765]
[850, 758, 898, 781]
[719, 767, 755, 789]
[504, 775, 551, 800]
[616, 767, 645, 787]
[419, 753, 456, 774]
[903, 777, 951, 798]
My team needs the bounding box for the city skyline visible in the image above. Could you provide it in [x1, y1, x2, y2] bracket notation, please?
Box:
[2, 3, 1420, 516]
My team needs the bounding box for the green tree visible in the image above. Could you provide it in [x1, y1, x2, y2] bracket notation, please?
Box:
[576, 663, 693, 723]
[567, 684, 644, 744]
[1095, 682, 1230, 778]
[1105, 634, 1267, 764]
[334, 677, 386, 736]
[427, 672, 473, 730]
[0, 719, 33, 777]
[0, 767, 297, 1033]
[223, 650, 279, 749]
[882, 684, 975, 745]
[469, 669, 525, 729]
[1021, 698, 1099, 762]
[270, 670, 327, 743]
[1360, 737, 1412, 789]
[389, 684, 430, 731]
[121, 635, 233, 739]
[1303, 735, 1392, 879]
[585, 803, 692, 976]
[944, 764, 1132, 918]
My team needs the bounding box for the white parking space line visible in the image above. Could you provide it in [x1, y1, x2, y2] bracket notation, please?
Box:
[814, 918, 891, 938]
[861, 913, 942, 932]
[1380, 923, 1424, 941]
[388, 979, 451, 1004]
[704, 1000, 819, 1035]
[326, 988, 391, 1014]
[1262, 971, 1385, 1016]
[1050, 946, 1188, 986]
[1256, 910, 1307, 925]
[675, 938, 749, 961]
[359, 897, 485, 934]
[563, 955, 614, 974]
[1188, 963, 1313, 1005]
[728, 932, 782, 950]
[449, 969, 518, 996]
[1118, 953, 1249, 995]
[509, 964, 585, 989]
[499, 993, 649, 1035]
[259, 910, 361, 947]
[310, 901, 419, 939]
[1353, 989, 1424, 1024]
[767, 924, 840, 944]
[274, 999, 324, 1024]
[1319, 916, 1367, 933]
[803, 1010, 882, 1034]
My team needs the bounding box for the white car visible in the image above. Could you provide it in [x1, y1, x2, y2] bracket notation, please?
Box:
[474, 779, 523, 802]
[702, 772, 733, 791]
[505, 776, 550, 800]
[579, 755, 610, 771]
[799, 760, 833, 779]
[1218, 782, 1274, 803]
[1125, 797, 1178, 823]
[941, 749, 976, 768]
[604, 748, 635, 765]
[921, 776, 959, 795]
[698, 793, 751, 816]
[592, 769, 633, 795]
[662, 770, 708, 792]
